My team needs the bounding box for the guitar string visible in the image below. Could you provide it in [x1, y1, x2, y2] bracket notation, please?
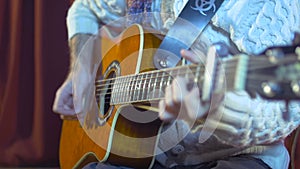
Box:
[90, 51, 297, 90]
[76, 57, 297, 105]
[95, 66, 214, 93]
[94, 59, 237, 88]
[93, 56, 293, 89]
[95, 78, 249, 105]
[94, 72, 285, 105]
[93, 61, 278, 96]
[94, 69, 297, 105]
[95, 66, 296, 105]
[93, 58, 279, 92]
[94, 66, 240, 104]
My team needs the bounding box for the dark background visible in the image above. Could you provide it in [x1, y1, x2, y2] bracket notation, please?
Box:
[0, 0, 70, 167]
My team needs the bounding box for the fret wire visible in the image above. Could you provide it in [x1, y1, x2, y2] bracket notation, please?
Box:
[119, 76, 124, 103]
[134, 75, 139, 102]
[96, 65, 190, 87]
[136, 74, 140, 102]
[115, 78, 120, 104]
[112, 78, 118, 104]
[98, 73, 245, 105]
[96, 61, 248, 100]
[126, 76, 131, 103]
[111, 78, 118, 104]
[95, 65, 237, 93]
[132, 75, 136, 102]
[118, 78, 122, 104]
[135, 74, 140, 102]
[95, 67, 205, 93]
[98, 73, 241, 103]
[153, 72, 158, 99]
[121, 77, 125, 103]
[94, 56, 288, 88]
[130, 75, 135, 103]
[122, 76, 126, 104]
[142, 73, 147, 101]
[95, 64, 200, 86]
[95, 55, 300, 105]
[148, 72, 154, 100]
[133, 75, 138, 102]
[123, 76, 129, 103]
[158, 71, 165, 98]
[137, 74, 143, 102]
[98, 68, 239, 101]
[95, 64, 204, 89]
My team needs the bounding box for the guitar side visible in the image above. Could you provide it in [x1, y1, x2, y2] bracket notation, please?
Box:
[59, 24, 164, 169]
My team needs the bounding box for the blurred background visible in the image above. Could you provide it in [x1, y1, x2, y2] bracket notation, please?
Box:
[0, 0, 71, 167]
[0, 0, 299, 168]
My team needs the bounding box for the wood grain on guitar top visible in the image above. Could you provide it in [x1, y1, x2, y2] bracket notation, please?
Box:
[59, 24, 164, 169]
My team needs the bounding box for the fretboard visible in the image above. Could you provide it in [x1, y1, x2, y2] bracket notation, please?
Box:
[95, 55, 251, 106]
[109, 64, 204, 105]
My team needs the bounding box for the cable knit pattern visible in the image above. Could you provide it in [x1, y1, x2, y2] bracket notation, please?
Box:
[209, 91, 300, 147]
[212, 0, 300, 54]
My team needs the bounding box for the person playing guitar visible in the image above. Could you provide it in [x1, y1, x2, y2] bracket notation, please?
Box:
[53, 0, 300, 169]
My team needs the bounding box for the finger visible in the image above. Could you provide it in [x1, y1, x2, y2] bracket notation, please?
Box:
[171, 76, 189, 104]
[158, 100, 176, 121]
[184, 87, 208, 120]
[53, 95, 76, 115]
[208, 92, 225, 113]
[164, 78, 187, 118]
[180, 49, 202, 64]
[165, 85, 174, 108]
[55, 106, 76, 116]
[53, 93, 76, 115]
[52, 82, 76, 115]
[52, 90, 64, 112]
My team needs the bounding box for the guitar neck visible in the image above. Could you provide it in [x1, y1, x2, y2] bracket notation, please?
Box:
[95, 55, 244, 105]
[95, 46, 300, 106]
[110, 64, 204, 104]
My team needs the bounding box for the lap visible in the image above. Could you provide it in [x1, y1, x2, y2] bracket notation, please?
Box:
[82, 155, 270, 169]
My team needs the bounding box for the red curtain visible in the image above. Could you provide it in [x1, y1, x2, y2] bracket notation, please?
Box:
[0, 0, 70, 167]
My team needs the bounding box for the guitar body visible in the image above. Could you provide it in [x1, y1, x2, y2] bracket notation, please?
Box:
[59, 24, 300, 169]
[59, 24, 164, 169]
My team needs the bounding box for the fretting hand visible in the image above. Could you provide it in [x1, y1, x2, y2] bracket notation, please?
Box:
[158, 49, 211, 123]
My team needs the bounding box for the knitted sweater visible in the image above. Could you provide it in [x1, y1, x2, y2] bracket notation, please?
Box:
[67, 0, 300, 169]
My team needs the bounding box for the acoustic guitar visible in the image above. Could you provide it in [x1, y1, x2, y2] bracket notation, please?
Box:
[59, 24, 300, 169]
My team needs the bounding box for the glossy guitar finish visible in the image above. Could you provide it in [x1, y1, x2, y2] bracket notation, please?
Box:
[59, 24, 300, 169]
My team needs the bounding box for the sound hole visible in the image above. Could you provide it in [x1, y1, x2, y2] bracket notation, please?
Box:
[97, 61, 120, 125]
